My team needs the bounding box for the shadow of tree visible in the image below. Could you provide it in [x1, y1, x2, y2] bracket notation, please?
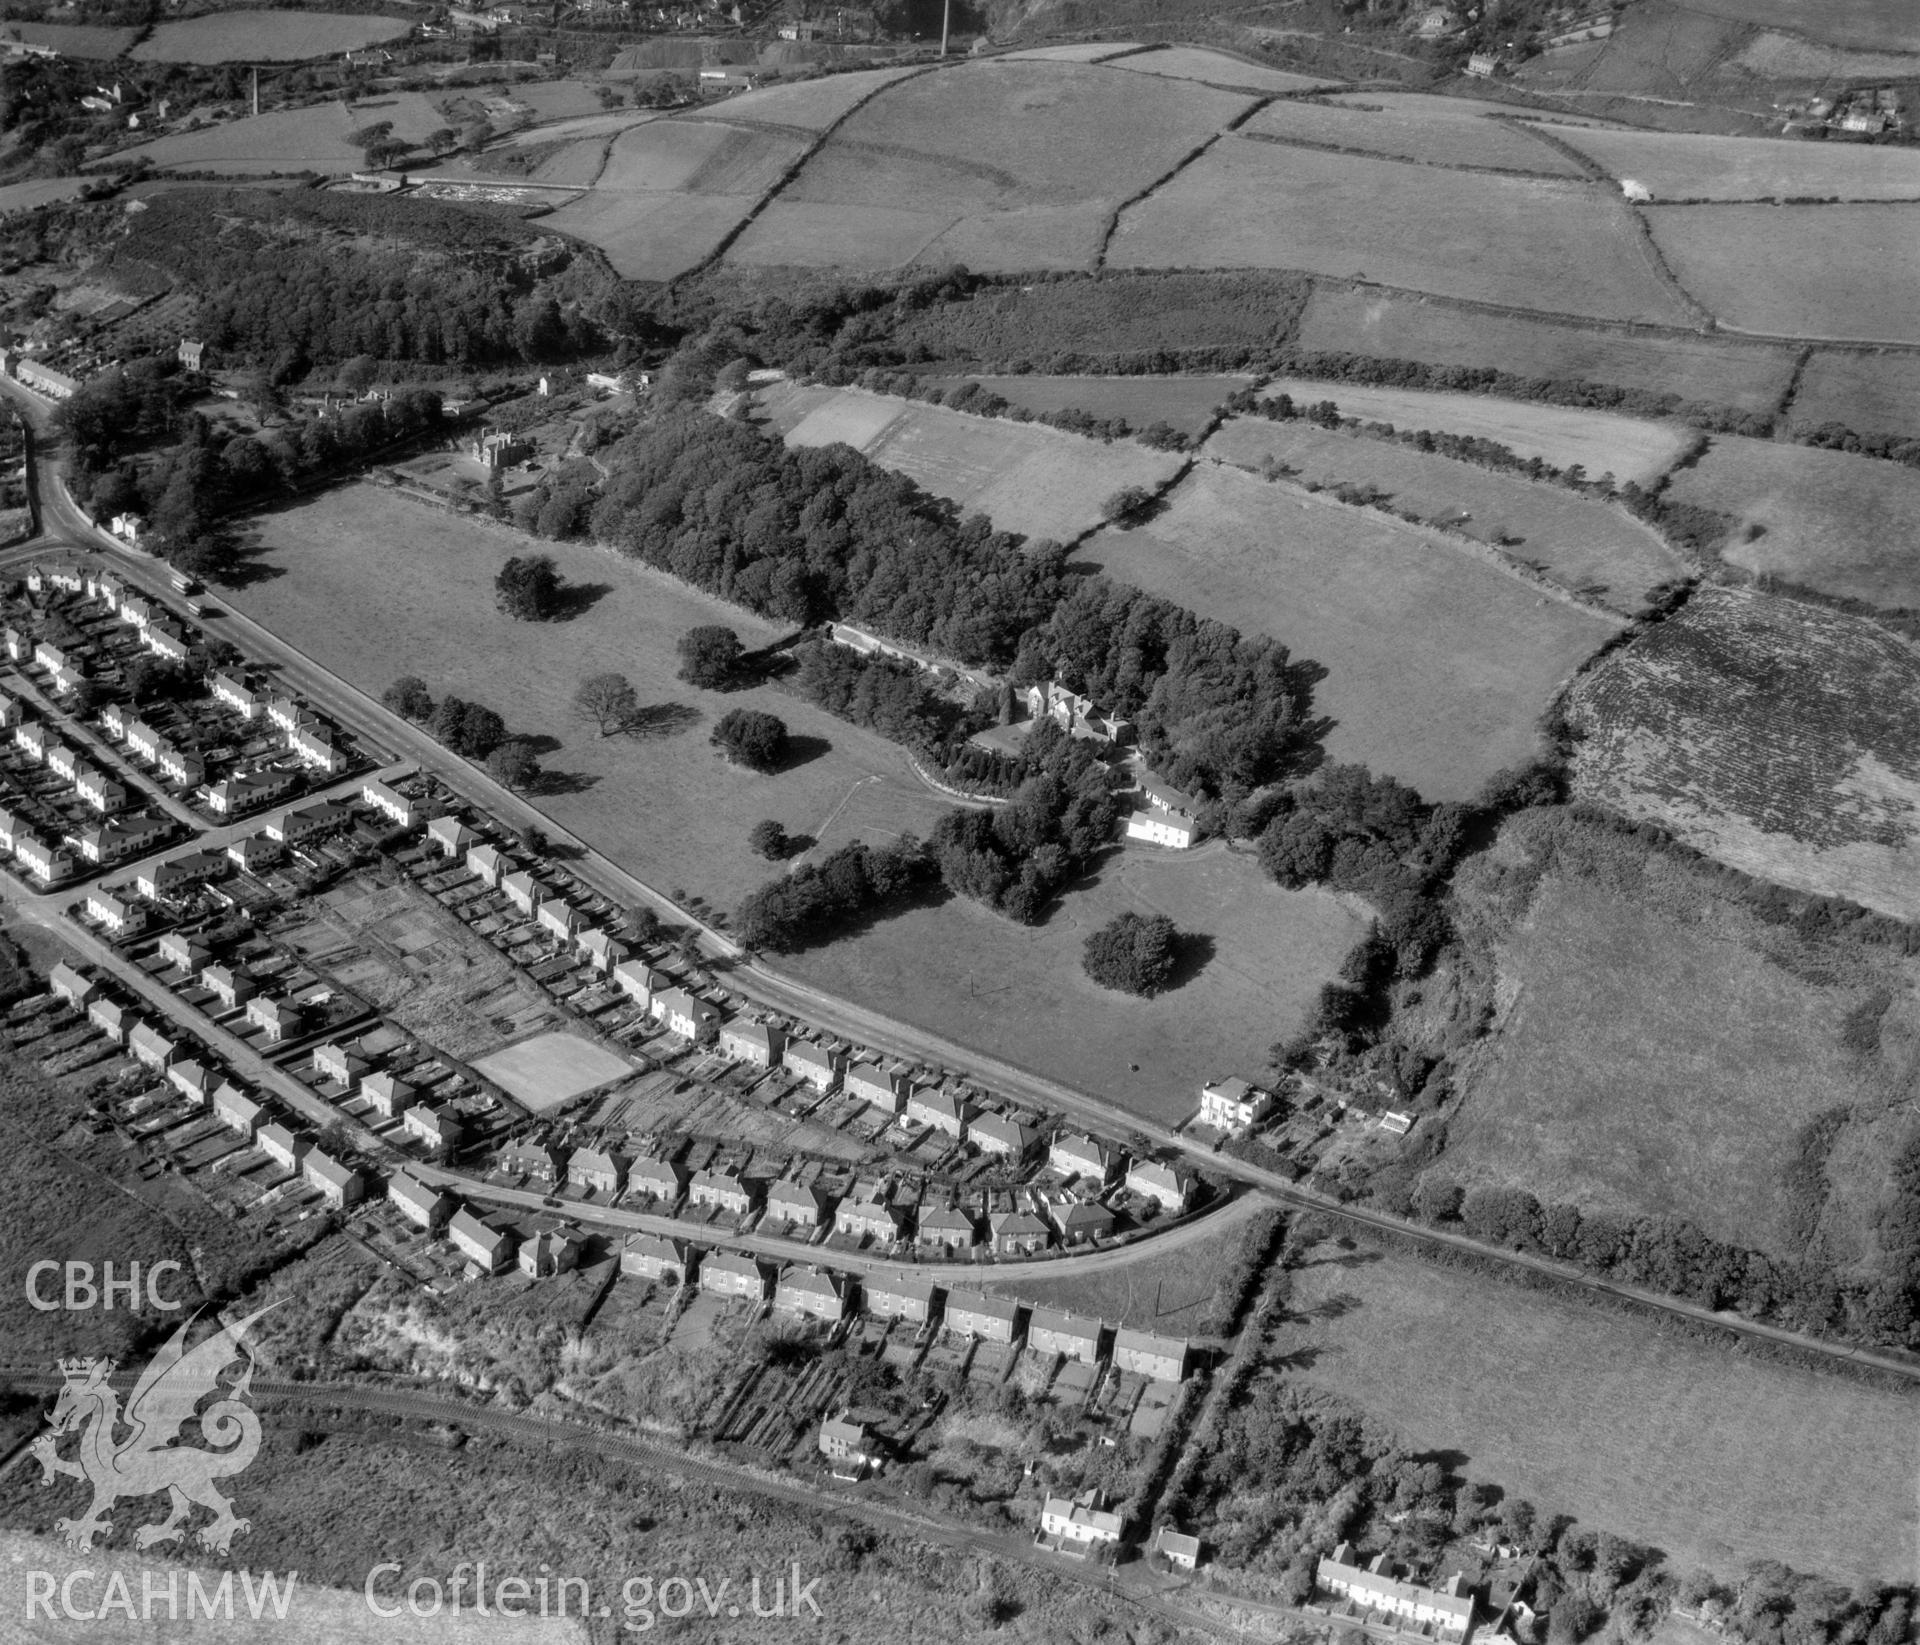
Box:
[549, 580, 613, 621]
[1159, 931, 1216, 994]
[774, 732, 832, 773]
[532, 769, 600, 796]
[625, 702, 702, 739]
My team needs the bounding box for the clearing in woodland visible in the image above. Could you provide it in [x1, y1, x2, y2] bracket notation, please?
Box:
[1272, 1241, 1918, 1585]
[1649, 204, 1920, 343]
[1568, 585, 1920, 921]
[760, 381, 1184, 543]
[1256, 375, 1693, 483]
[131, 9, 414, 61]
[1554, 126, 1920, 202]
[1239, 99, 1585, 176]
[1441, 806, 1916, 1266]
[787, 845, 1362, 1127]
[1108, 141, 1698, 326]
[1077, 463, 1619, 800]
[228, 484, 951, 912]
[1671, 433, 1920, 610]
[1294, 285, 1795, 413]
[1205, 417, 1684, 613]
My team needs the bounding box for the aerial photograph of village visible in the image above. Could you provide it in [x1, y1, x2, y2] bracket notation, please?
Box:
[0, 0, 1909, 1636]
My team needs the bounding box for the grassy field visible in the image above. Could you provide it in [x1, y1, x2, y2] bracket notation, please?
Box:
[473, 1030, 637, 1111]
[761, 382, 1185, 542]
[592, 117, 804, 192]
[1444, 811, 1914, 1259]
[1109, 43, 1340, 93]
[998, 40, 1147, 60]
[118, 93, 443, 174]
[1272, 1241, 1918, 1584]
[1241, 98, 1586, 175]
[1679, 0, 1920, 51]
[1078, 464, 1617, 799]
[1557, 126, 1920, 201]
[131, 9, 414, 61]
[1671, 433, 1920, 609]
[1569, 585, 1920, 920]
[1650, 203, 1920, 343]
[938, 372, 1252, 436]
[0, 177, 89, 215]
[1295, 285, 1796, 413]
[729, 199, 968, 270]
[230, 484, 951, 912]
[1110, 140, 1698, 326]
[544, 188, 760, 280]
[788, 845, 1362, 1126]
[1259, 375, 1692, 484]
[1206, 417, 1685, 613]
[1789, 347, 1920, 436]
[0, 19, 138, 56]
[699, 63, 928, 130]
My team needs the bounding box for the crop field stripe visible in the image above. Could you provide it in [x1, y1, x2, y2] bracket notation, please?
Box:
[670, 62, 941, 285]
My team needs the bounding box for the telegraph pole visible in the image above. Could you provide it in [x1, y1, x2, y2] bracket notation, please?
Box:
[940, 0, 950, 56]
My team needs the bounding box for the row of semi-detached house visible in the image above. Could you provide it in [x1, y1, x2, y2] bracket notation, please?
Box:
[386, 1172, 583, 1279]
[47, 961, 368, 1209]
[204, 670, 349, 776]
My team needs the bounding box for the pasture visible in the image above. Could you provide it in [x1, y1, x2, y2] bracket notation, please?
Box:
[0, 177, 90, 215]
[1258, 375, 1691, 484]
[763, 382, 1184, 543]
[0, 20, 135, 56]
[131, 9, 414, 62]
[1294, 285, 1795, 413]
[1650, 204, 1920, 343]
[997, 41, 1145, 61]
[1079, 463, 1618, 799]
[942, 372, 1252, 436]
[1672, 433, 1920, 609]
[1108, 141, 1698, 326]
[544, 189, 758, 281]
[228, 484, 952, 912]
[117, 94, 443, 174]
[1789, 347, 1920, 436]
[592, 118, 803, 193]
[1558, 126, 1920, 201]
[1206, 418, 1685, 612]
[1110, 44, 1339, 93]
[1445, 813, 1911, 1258]
[1569, 585, 1920, 921]
[1241, 98, 1585, 175]
[728, 199, 962, 269]
[1678, 0, 1920, 52]
[699, 64, 928, 130]
[1272, 1241, 1917, 1585]
[473, 1030, 636, 1111]
[788, 845, 1362, 1126]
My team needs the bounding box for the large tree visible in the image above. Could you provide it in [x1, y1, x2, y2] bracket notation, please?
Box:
[711, 708, 788, 772]
[486, 740, 540, 790]
[1081, 911, 1179, 997]
[382, 675, 434, 721]
[495, 554, 562, 621]
[677, 624, 743, 689]
[573, 671, 638, 736]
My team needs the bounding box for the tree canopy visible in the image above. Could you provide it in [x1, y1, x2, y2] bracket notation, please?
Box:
[1081, 910, 1179, 996]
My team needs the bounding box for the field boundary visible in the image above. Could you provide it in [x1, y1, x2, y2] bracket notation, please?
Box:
[1094, 94, 1272, 267]
[1237, 117, 1587, 182]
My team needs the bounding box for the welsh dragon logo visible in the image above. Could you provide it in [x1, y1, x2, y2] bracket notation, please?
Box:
[30, 1304, 276, 1555]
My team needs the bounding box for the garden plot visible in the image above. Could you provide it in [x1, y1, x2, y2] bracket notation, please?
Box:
[473, 1031, 636, 1112]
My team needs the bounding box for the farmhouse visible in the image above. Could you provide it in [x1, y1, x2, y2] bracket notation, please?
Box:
[80, 814, 172, 864]
[360, 779, 417, 829]
[89, 997, 134, 1044]
[626, 1155, 688, 1204]
[390, 1171, 456, 1231]
[991, 1210, 1053, 1257]
[621, 1233, 692, 1284]
[200, 963, 257, 1010]
[448, 1207, 515, 1274]
[1026, 681, 1131, 745]
[1199, 1076, 1272, 1133]
[917, 1203, 980, 1250]
[783, 1038, 844, 1092]
[519, 1227, 582, 1278]
[427, 816, 476, 858]
[312, 1041, 370, 1086]
[1316, 1546, 1474, 1636]
[689, 1168, 754, 1216]
[972, 1112, 1041, 1161]
[845, 1062, 906, 1112]
[257, 1122, 308, 1174]
[765, 1176, 832, 1229]
[836, 1190, 907, 1244]
[775, 1264, 851, 1323]
[945, 1293, 1021, 1344]
[49, 962, 96, 1009]
[569, 1146, 627, 1196]
[1052, 1199, 1117, 1245]
[403, 1104, 463, 1151]
[214, 1084, 264, 1138]
[906, 1084, 975, 1139]
[467, 843, 515, 886]
[1039, 1492, 1123, 1554]
[1156, 1528, 1202, 1571]
[245, 996, 302, 1043]
[720, 1019, 784, 1067]
[864, 1274, 937, 1325]
[1113, 1328, 1188, 1382]
[1027, 1308, 1103, 1365]
[1125, 806, 1196, 850]
[304, 1148, 366, 1209]
[361, 1069, 416, 1119]
[652, 987, 719, 1043]
[1051, 1132, 1123, 1184]
[1127, 1160, 1195, 1213]
[700, 1250, 769, 1302]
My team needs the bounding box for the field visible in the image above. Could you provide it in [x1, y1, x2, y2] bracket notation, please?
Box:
[0, 19, 137, 56]
[1556, 126, 1920, 201]
[1240, 99, 1586, 176]
[229, 484, 951, 912]
[473, 1030, 636, 1111]
[1444, 809, 1915, 1260]
[1109, 43, 1339, 93]
[998, 41, 1146, 60]
[761, 382, 1185, 542]
[1206, 417, 1685, 613]
[1294, 285, 1796, 413]
[1258, 375, 1692, 484]
[1650, 204, 1920, 343]
[118, 95, 443, 175]
[131, 9, 415, 62]
[544, 189, 759, 281]
[1078, 463, 1619, 799]
[940, 372, 1252, 436]
[1568, 585, 1920, 920]
[787, 844, 1363, 1126]
[1733, 29, 1920, 78]
[697, 63, 928, 130]
[1789, 347, 1920, 436]
[769, 60, 1253, 272]
[0, 177, 90, 216]
[591, 118, 804, 193]
[1678, 0, 1920, 51]
[1669, 433, 1920, 608]
[1271, 1242, 1918, 1584]
[1108, 140, 1699, 326]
